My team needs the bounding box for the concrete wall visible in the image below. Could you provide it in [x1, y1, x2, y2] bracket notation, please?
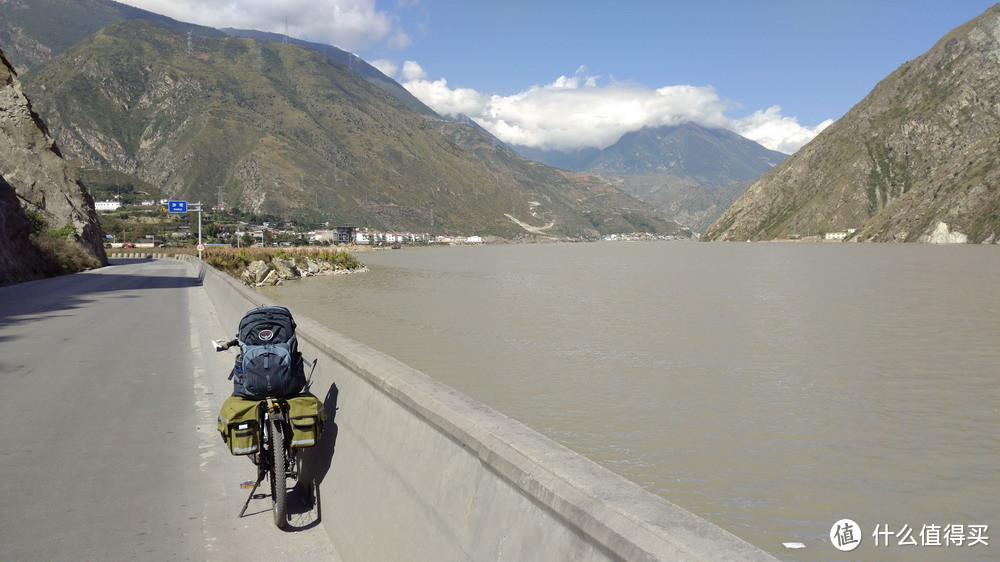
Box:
[189, 257, 775, 561]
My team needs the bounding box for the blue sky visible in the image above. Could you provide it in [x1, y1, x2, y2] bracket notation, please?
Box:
[120, 0, 998, 153]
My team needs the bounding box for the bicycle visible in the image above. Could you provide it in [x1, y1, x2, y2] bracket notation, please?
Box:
[214, 338, 318, 529]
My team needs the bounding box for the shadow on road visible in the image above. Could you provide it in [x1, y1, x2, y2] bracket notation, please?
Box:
[284, 482, 323, 531]
[302, 383, 340, 488]
[0, 260, 202, 337]
[282, 383, 340, 533]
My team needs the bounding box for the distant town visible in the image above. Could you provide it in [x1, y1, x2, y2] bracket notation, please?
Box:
[95, 198, 686, 248]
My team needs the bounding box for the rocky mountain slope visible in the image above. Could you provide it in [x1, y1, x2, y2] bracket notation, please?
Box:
[219, 28, 437, 118]
[0, 0, 434, 118]
[704, 5, 1000, 243]
[19, 21, 677, 238]
[0, 174, 50, 286]
[0, 48, 106, 286]
[607, 175, 755, 233]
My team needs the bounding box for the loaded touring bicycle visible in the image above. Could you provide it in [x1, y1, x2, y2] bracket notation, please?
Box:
[213, 306, 326, 529]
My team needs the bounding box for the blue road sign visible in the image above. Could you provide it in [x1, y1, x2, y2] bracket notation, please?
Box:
[168, 200, 188, 213]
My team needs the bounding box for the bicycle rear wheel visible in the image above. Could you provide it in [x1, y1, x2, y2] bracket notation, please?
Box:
[269, 417, 288, 528]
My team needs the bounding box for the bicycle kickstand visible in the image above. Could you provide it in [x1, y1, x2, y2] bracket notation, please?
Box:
[238, 472, 266, 518]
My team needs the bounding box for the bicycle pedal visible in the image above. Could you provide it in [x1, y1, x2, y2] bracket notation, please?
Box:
[240, 480, 256, 489]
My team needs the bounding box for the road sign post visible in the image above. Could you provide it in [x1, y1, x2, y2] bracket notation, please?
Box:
[192, 202, 203, 259]
[166, 200, 203, 258]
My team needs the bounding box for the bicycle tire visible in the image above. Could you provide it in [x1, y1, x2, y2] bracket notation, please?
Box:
[269, 417, 288, 528]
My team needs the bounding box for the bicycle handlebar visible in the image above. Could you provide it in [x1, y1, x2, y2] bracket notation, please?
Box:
[213, 339, 239, 352]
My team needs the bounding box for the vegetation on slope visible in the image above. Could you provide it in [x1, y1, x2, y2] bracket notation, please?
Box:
[22, 20, 678, 239]
[201, 246, 363, 279]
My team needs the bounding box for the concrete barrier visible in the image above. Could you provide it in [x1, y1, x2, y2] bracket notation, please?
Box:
[186, 256, 775, 561]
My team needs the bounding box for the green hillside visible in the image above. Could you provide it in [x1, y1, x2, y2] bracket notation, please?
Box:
[0, 0, 223, 73]
[23, 21, 679, 237]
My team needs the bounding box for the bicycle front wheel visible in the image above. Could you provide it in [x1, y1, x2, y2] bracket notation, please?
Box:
[269, 417, 288, 528]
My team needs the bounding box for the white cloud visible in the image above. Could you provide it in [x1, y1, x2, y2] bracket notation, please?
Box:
[732, 106, 833, 154]
[401, 62, 487, 118]
[401, 60, 427, 81]
[370, 59, 399, 78]
[117, 0, 405, 51]
[393, 66, 827, 154]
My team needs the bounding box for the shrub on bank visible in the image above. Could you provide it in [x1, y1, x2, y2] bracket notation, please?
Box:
[31, 233, 102, 275]
[23, 212, 102, 276]
[201, 247, 364, 280]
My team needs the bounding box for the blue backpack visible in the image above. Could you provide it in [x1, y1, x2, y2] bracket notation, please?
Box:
[231, 306, 305, 399]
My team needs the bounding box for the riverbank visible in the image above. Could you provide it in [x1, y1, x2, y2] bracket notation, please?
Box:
[200, 247, 368, 286]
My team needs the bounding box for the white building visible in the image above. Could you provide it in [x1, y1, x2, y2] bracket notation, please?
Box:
[825, 228, 857, 240]
[95, 200, 121, 211]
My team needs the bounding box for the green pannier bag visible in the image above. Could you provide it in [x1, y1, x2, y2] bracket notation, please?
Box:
[218, 395, 261, 455]
[286, 393, 326, 449]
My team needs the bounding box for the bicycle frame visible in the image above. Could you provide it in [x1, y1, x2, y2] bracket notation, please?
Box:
[238, 397, 299, 524]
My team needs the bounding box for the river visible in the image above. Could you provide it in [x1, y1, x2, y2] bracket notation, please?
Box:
[258, 241, 1000, 559]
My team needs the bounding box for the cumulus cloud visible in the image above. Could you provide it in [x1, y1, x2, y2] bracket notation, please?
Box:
[732, 106, 833, 154]
[399, 61, 487, 118]
[401, 60, 427, 81]
[395, 65, 828, 154]
[118, 0, 405, 51]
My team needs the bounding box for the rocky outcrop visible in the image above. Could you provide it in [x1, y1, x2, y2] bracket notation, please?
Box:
[0, 174, 51, 285]
[0, 48, 107, 273]
[705, 6, 1000, 243]
[240, 257, 367, 286]
[923, 222, 969, 244]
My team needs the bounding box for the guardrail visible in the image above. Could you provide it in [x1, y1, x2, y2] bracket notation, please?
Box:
[183, 255, 775, 561]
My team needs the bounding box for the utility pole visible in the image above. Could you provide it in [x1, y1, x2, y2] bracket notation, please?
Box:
[187, 202, 203, 258]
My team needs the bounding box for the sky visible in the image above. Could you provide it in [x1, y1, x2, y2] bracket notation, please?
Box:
[117, 0, 998, 154]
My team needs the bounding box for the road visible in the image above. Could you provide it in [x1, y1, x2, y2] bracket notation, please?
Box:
[0, 258, 340, 561]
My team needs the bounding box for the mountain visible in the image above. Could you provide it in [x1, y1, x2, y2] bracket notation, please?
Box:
[704, 6, 1000, 243]
[0, 0, 224, 73]
[0, 48, 106, 285]
[585, 123, 787, 186]
[513, 123, 786, 232]
[0, 0, 433, 118]
[18, 20, 679, 238]
[219, 28, 437, 117]
[515, 146, 602, 173]
[605, 175, 755, 233]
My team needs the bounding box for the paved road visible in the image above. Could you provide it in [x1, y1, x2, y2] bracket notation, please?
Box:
[0, 258, 339, 561]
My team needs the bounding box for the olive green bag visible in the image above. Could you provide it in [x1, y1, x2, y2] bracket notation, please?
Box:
[286, 393, 326, 448]
[218, 395, 261, 455]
